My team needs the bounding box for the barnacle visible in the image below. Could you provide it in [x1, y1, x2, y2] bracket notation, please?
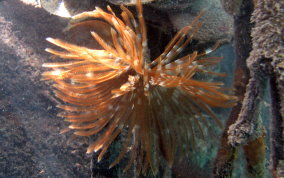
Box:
[42, 0, 237, 175]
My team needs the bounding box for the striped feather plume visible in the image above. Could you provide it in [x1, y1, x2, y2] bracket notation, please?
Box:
[42, 0, 237, 175]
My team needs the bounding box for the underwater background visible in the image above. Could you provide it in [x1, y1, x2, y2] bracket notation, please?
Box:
[0, 0, 283, 177]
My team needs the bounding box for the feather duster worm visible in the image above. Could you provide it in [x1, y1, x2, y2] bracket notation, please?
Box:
[42, 0, 237, 175]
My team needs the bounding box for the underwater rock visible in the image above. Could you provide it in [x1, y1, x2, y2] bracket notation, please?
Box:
[40, 0, 107, 17]
[106, 0, 155, 5]
[39, 0, 233, 45]
[169, 7, 233, 43]
[0, 0, 90, 177]
[149, 0, 234, 44]
[220, 0, 243, 16]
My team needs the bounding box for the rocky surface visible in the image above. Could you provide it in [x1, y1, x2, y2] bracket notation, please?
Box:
[0, 0, 91, 177]
[39, 0, 233, 45]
